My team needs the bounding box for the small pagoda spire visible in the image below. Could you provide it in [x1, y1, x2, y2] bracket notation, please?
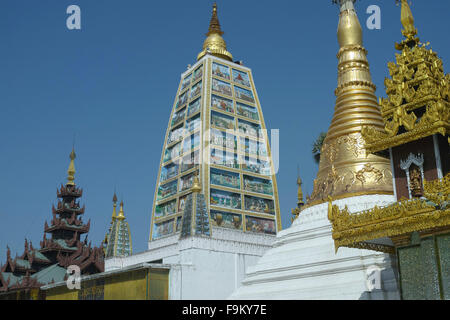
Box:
[67, 148, 76, 186]
[112, 192, 118, 220]
[296, 175, 305, 207]
[117, 201, 125, 220]
[197, 3, 233, 62]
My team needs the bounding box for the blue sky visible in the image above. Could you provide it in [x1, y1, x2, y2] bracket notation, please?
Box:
[0, 0, 449, 261]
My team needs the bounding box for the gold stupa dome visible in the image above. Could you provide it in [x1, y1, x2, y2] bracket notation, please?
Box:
[197, 3, 233, 62]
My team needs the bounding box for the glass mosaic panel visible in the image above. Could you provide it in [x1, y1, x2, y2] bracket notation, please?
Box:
[178, 194, 190, 213]
[192, 65, 203, 83]
[240, 137, 267, 156]
[210, 148, 239, 169]
[171, 107, 186, 127]
[176, 91, 188, 109]
[181, 150, 199, 173]
[210, 168, 240, 189]
[232, 69, 251, 87]
[210, 210, 242, 230]
[181, 73, 192, 91]
[188, 98, 201, 117]
[243, 175, 273, 195]
[179, 170, 198, 192]
[163, 141, 182, 163]
[212, 62, 231, 80]
[183, 132, 200, 154]
[186, 114, 201, 132]
[157, 180, 178, 201]
[241, 156, 271, 176]
[245, 216, 276, 235]
[212, 78, 232, 96]
[155, 199, 177, 218]
[211, 94, 234, 114]
[236, 102, 258, 120]
[210, 188, 241, 210]
[238, 119, 262, 138]
[160, 163, 179, 182]
[190, 80, 202, 99]
[210, 128, 237, 150]
[234, 85, 254, 103]
[244, 195, 275, 215]
[153, 218, 174, 240]
[168, 125, 185, 145]
[211, 111, 235, 130]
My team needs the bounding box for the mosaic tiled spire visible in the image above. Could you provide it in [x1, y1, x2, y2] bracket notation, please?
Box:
[149, 4, 281, 244]
[104, 196, 132, 258]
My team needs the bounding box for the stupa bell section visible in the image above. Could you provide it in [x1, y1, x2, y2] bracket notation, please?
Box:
[149, 56, 281, 245]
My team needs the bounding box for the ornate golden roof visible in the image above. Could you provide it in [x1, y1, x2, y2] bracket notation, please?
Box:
[66, 148, 76, 186]
[307, 1, 393, 204]
[362, 0, 449, 152]
[329, 173, 450, 253]
[197, 3, 233, 62]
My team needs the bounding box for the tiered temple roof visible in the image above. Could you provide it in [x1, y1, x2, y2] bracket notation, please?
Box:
[0, 149, 104, 295]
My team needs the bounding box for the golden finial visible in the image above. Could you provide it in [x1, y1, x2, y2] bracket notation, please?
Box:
[336, 0, 363, 48]
[67, 148, 76, 186]
[297, 176, 305, 207]
[397, 0, 417, 40]
[191, 172, 201, 193]
[117, 200, 125, 220]
[111, 192, 118, 220]
[197, 3, 233, 61]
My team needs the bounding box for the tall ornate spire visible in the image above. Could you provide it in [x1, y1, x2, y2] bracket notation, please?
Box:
[66, 148, 76, 186]
[308, 0, 393, 204]
[197, 3, 233, 62]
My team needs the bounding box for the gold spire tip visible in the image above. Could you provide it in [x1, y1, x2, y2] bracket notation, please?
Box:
[117, 201, 125, 220]
[66, 148, 76, 186]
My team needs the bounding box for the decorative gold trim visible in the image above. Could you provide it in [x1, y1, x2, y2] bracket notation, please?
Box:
[328, 174, 450, 252]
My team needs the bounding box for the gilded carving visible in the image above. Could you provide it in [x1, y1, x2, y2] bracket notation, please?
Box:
[329, 174, 450, 252]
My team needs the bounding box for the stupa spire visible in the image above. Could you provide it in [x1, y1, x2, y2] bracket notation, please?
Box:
[197, 3, 233, 62]
[112, 192, 118, 219]
[66, 148, 76, 186]
[117, 201, 125, 220]
[308, 0, 393, 204]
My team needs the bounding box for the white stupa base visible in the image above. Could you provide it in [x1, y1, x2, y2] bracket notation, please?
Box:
[105, 227, 276, 299]
[229, 194, 401, 300]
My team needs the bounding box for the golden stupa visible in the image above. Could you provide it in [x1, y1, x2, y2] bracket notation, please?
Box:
[197, 3, 233, 62]
[308, 0, 393, 204]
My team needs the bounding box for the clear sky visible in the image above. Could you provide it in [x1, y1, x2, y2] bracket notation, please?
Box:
[0, 0, 449, 261]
